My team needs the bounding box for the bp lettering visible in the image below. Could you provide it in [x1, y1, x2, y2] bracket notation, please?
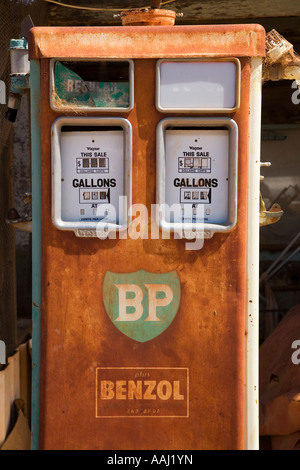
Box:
[114, 284, 173, 322]
[103, 270, 180, 342]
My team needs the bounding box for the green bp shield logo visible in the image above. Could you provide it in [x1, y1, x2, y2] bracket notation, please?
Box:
[102, 270, 181, 343]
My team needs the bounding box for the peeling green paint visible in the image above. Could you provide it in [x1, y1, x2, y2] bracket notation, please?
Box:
[54, 61, 130, 108]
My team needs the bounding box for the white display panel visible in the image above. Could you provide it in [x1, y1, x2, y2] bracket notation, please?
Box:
[157, 59, 240, 112]
[52, 117, 132, 235]
[165, 130, 229, 225]
[156, 118, 238, 238]
[60, 130, 124, 223]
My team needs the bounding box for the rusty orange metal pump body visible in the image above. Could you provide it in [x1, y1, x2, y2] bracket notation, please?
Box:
[29, 24, 265, 450]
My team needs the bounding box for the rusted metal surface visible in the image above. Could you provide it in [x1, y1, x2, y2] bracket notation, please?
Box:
[30, 25, 260, 449]
[28, 24, 266, 60]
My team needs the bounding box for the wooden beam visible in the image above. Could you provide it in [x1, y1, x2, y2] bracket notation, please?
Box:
[47, 1, 300, 28]
[173, 0, 300, 20]
[47, 0, 300, 20]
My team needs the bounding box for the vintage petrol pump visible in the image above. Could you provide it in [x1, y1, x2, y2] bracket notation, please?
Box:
[28, 10, 265, 450]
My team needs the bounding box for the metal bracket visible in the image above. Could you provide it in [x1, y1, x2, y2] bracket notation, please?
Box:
[259, 193, 283, 227]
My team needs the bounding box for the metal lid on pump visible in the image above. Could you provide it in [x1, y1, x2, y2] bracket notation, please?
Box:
[120, 7, 176, 26]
